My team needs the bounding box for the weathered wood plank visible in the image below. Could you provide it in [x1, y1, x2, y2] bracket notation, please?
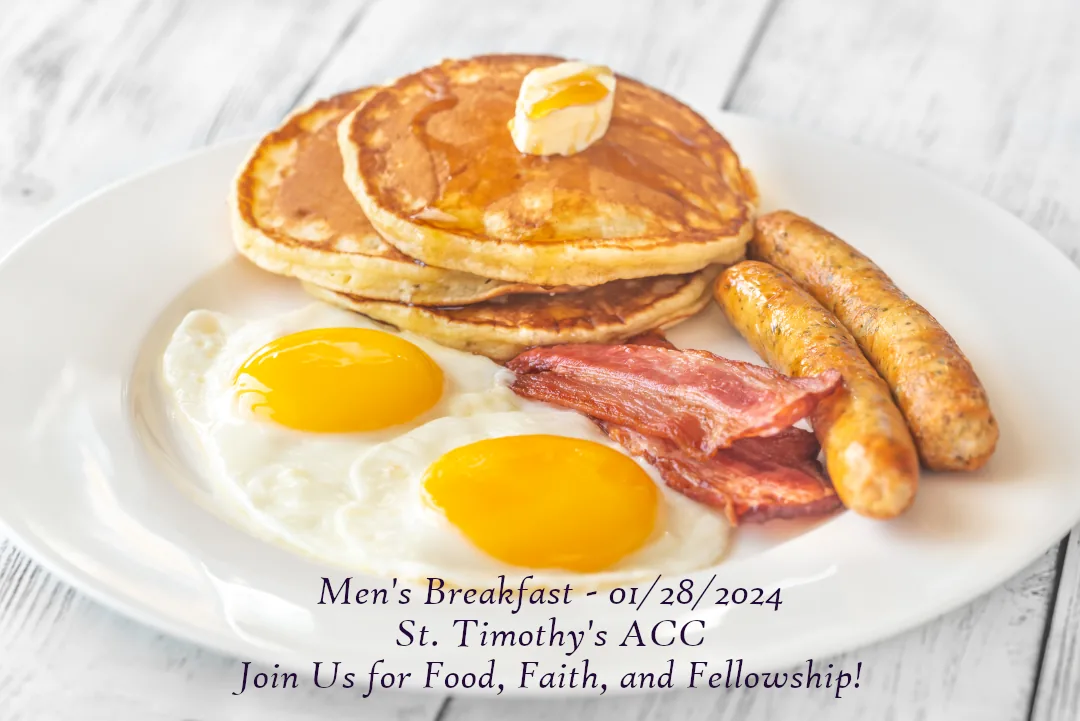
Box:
[728, 2, 1080, 717]
[0, 540, 443, 721]
[0, 0, 368, 243]
[1032, 533, 1080, 721]
[1, 0, 1078, 719]
[439, 556, 1055, 721]
[732, 0, 1080, 264]
[0, 0, 775, 718]
[443, 0, 1080, 716]
[0, 1, 445, 719]
[296, 0, 775, 116]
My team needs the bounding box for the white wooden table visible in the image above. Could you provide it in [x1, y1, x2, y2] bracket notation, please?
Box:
[1, 1, 1078, 719]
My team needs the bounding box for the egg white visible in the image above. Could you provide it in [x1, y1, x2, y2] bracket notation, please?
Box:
[162, 303, 730, 588]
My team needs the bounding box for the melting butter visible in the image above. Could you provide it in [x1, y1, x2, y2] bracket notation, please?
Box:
[509, 61, 616, 156]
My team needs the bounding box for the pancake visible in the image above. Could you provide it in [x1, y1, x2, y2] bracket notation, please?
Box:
[303, 267, 718, 362]
[231, 88, 563, 305]
[338, 54, 756, 287]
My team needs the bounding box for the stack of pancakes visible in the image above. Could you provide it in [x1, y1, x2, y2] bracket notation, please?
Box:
[232, 55, 757, 361]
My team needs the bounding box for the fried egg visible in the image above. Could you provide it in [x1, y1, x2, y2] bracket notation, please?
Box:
[162, 303, 729, 587]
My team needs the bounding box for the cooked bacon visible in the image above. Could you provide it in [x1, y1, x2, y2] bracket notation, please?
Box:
[508, 344, 841, 458]
[508, 337, 843, 524]
[600, 423, 841, 525]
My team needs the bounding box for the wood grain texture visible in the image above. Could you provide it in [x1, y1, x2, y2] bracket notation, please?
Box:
[444, 0, 1080, 717]
[732, 0, 1080, 264]
[0, 1, 770, 719]
[0, 1, 444, 719]
[442, 557, 1056, 721]
[0, 539, 441, 721]
[727, 1, 1080, 718]
[1032, 534, 1080, 721]
[0, 0, 368, 242]
[0, 0, 1078, 719]
[296, 0, 774, 114]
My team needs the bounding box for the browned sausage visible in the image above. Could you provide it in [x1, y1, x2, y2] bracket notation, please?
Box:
[750, 211, 998, 471]
[715, 261, 919, 518]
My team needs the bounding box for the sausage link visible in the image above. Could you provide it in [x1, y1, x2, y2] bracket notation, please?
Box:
[715, 261, 919, 518]
[750, 211, 998, 471]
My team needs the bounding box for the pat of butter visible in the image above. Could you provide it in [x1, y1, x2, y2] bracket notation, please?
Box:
[509, 61, 616, 156]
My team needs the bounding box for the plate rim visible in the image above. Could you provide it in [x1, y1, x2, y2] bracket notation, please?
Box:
[1, 112, 1078, 696]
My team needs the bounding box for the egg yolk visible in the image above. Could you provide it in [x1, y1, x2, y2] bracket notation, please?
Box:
[233, 328, 443, 432]
[423, 435, 658, 572]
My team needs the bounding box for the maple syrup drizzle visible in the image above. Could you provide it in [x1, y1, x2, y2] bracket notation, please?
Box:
[405, 69, 723, 236]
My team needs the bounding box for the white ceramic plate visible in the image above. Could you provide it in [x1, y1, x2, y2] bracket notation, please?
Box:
[3, 113, 1080, 697]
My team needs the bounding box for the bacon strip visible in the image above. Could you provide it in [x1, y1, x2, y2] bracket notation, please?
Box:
[508, 344, 841, 458]
[509, 337, 842, 524]
[600, 422, 841, 524]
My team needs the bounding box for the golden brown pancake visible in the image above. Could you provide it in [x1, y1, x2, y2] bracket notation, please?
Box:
[338, 54, 756, 287]
[303, 267, 718, 361]
[231, 88, 565, 305]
